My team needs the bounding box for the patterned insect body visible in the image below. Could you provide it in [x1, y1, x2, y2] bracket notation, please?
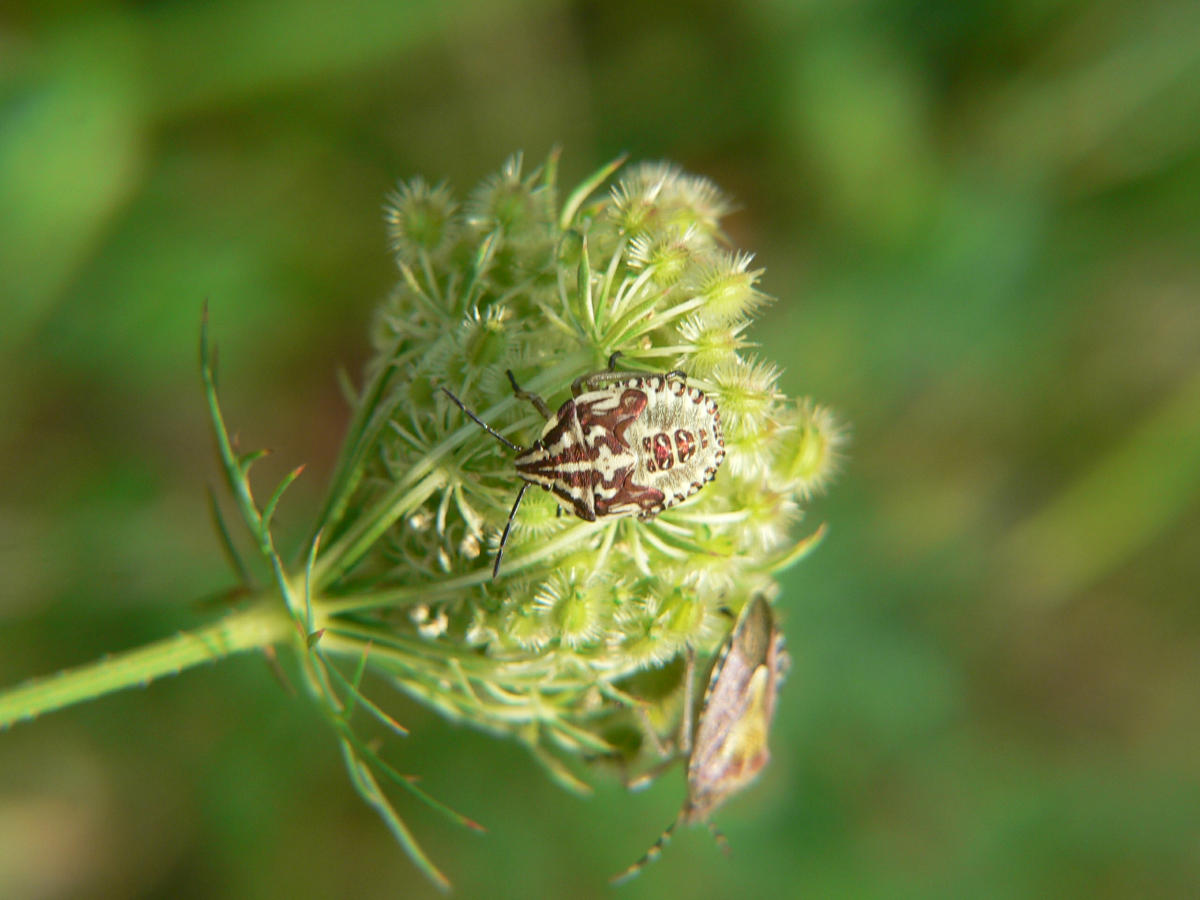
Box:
[515, 373, 725, 522]
[683, 593, 785, 823]
[612, 595, 788, 884]
[441, 363, 725, 577]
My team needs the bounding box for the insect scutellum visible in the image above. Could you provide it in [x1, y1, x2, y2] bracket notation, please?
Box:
[440, 353, 726, 579]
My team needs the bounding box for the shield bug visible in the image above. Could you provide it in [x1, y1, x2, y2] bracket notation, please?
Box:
[611, 594, 788, 884]
[440, 354, 725, 578]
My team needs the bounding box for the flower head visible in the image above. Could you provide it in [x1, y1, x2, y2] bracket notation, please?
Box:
[313, 151, 840, 791]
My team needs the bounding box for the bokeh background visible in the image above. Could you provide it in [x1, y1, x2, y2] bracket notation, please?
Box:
[3, 1, 1199, 898]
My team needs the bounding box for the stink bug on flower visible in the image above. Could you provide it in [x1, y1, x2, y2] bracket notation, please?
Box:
[611, 594, 788, 884]
[440, 353, 726, 578]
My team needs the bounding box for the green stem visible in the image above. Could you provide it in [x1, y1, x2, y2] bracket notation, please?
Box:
[0, 602, 293, 729]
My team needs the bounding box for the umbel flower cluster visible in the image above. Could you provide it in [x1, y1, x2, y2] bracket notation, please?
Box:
[309, 153, 841, 754]
[0, 151, 841, 890]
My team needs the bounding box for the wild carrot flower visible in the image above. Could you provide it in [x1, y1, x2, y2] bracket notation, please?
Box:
[0, 150, 842, 890]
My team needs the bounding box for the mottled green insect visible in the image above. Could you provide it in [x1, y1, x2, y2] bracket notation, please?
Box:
[612, 595, 788, 884]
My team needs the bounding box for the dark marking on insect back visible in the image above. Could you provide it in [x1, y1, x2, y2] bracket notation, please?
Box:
[652, 432, 674, 470]
[577, 388, 648, 455]
[674, 429, 696, 462]
[595, 470, 666, 518]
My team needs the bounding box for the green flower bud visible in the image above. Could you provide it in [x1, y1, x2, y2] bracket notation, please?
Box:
[684, 250, 769, 326]
[384, 177, 458, 261]
[708, 355, 782, 436]
[772, 399, 846, 497]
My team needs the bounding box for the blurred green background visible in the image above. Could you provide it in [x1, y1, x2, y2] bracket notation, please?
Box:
[3, 1, 1199, 897]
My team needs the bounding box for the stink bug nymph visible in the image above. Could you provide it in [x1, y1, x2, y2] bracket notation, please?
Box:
[440, 354, 726, 578]
[611, 595, 788, 884]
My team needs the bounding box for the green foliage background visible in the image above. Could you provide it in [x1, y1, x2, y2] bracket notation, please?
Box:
[2, 1, 1199, 897]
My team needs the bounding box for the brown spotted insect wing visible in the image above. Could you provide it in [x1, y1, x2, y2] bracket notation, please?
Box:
[683, 594, 785, 823]
[612, 595, 788, 883]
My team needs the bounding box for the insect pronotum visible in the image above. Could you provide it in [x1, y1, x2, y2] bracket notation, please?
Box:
[440, 354, 726, 578]
[611, 594, 788, 884]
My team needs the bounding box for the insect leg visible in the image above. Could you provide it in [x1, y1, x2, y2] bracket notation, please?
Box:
[610, 815, 682, 885]
[440, 387, 523, 452]
[492, 481, 530, 579]
[679, 646, 697, 756]
[706, 821, 731, 855]
[574, 357, 687, 394]
[626, 753, 677, 791]
[505, 370, 552, 418]
[570, 351, 624, 395]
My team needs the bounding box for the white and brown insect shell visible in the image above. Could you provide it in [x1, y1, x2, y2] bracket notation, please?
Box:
[608, 595, 788, 884]
[622, 375, 725, 511]
[683, 594, 787, 824]
[513, 374, 725, 522]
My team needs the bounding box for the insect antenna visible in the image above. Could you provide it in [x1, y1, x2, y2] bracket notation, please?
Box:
[440, 387, 523, 452]
[706, 821, 730, 854]
[609, 814, 682, 885]
[492, 482, 529, 579]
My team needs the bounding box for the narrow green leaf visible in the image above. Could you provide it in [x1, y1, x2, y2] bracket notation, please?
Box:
[527, 737, 594, 796]
[308, 357, 402, 547]
[542, 716, 615, 755]
[261, 464, 305, 535]
[301, 529, 322, 633]
[207, 485, 254, 586]
[237, 448, 271, 473]
[336, 738, 452, 893]
[339, 640, 372, 723]
[325, 657, 411, 738]
[765, 523, 828, 574]
[559, 153, 627, 230]
[578, 235, 595, 333]
[199, 308, 267, 549]
[340, 726, 485, 834]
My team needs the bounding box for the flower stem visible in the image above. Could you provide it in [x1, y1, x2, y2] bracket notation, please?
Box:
[0, 601, 293, 730]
